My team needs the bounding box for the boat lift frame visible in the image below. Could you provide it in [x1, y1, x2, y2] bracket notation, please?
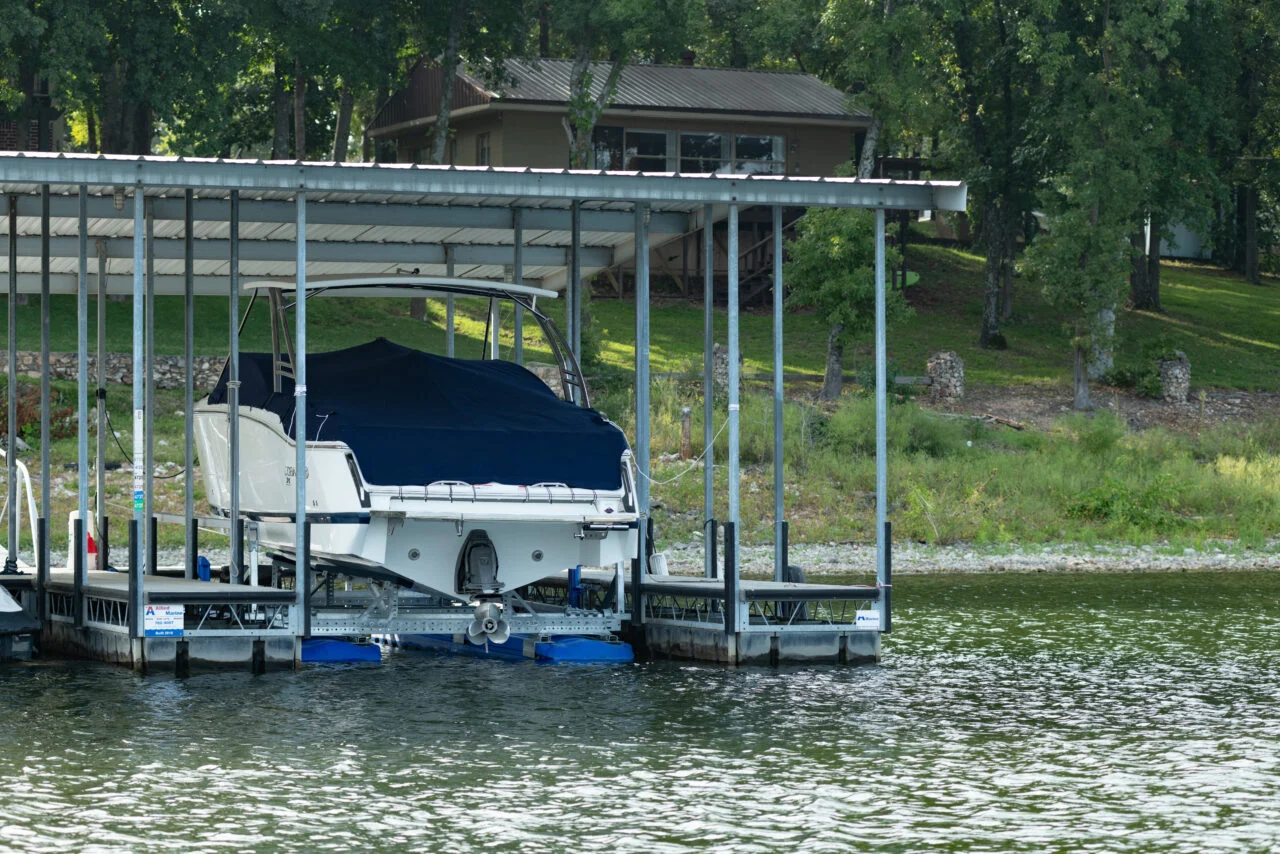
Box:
[0, 153, 965, 668]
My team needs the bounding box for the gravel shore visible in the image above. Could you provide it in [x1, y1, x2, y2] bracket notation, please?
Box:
[663, 539, 1280, 576]
[23, 541, 1280, 576]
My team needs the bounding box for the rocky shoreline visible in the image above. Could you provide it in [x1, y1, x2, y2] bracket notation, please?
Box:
[22, 540, 1280, 577]
[663, 539, 1280, 576]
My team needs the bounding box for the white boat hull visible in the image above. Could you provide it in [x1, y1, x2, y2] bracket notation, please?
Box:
[194, 402, 639, 601]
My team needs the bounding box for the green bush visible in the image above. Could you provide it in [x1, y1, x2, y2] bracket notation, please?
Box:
[1062, 411, 1127, 455]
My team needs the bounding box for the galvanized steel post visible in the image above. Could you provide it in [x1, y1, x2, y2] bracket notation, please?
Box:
[229, 191, 242, 582]
[570, 200, 582, 374]
[95, 240, 106, 551]
[144, 199, 156, 574]
[773, 205, 785, 583]
[39, 186, 51, 599]
[294, 190, 309, 635]
[727, 205, 741, 611]
[513, 207, 523, 365]
[5, 194, 16, 574]
[445, 245, 455, 359]
[489, 300, 500, 360]
[131, 186, 145, 592]
[702, 204, 714, 579]
[183, 189, 196, 579]
[76, 185, 89, 592]
[633, 203, 651, 624]
[874, 208, 889, 628]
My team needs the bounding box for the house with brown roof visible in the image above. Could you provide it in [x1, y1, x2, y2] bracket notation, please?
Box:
[368, 58, 871, 300]
[368, 57, 870, 176]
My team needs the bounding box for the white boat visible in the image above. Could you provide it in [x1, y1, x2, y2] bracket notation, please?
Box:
[193, 278, 638, 643]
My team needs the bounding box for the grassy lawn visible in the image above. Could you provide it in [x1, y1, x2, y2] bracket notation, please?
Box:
[3, 246, 1278, 555]
[5, 246, 1277, 391]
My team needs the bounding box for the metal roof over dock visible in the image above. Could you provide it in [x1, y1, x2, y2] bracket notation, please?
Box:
[0, 152, 965, 295]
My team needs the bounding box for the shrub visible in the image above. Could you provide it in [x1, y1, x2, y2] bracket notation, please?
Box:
[1066, 473, 1183, 528]
[0, 381, 76, 445]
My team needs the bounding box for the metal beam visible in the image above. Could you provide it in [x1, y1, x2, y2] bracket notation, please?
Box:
[144, 200, 155, 575]
[40, 186, 51, 586]
[1, 236, 614, 268]
[8, 193, 692, 235]
[0, 153, 968, 211]
[727, 205, 741, 628]
[95, 241, 106, 554]
[569, 200, 581, 368]
[130, 187, 144, 634]
[875, 208, 889, 630]
[228, 191, 242, 583]
[702, 203, 714, 580]
[633, 204, 651, 625]
[76, 185, 89, 595]
[0, 272, 584, 297]
[295, 191, 309, 637]
[183, 189, 195, 579]
[445, 246, 455, 358]
[772, 205, 785, 583]
[513, 208, 523, 365]
[4, 195, 15, 573]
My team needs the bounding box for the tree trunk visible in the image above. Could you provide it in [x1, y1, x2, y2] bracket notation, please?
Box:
[1146, 215, 1162, 310]
[978, 199, 1006, 349]
[410, 298, 426, 321]
[272, 58, 289, 159]
[562, 44, 626, 169]
[999, 223, 1015, 320]
[1088, 306, 1115, 380]
[430, 0, 467, 166]
[1073, 340, 1093, 411]
[857, 116, 882, 179]
[365, 85, 388, 162]
[1243, 184, 1259, 285]
[821, 323, 845, 401]
[1129, 229, 1149, 307]
[293, 61, 307, 159]
[332, 85, 353, 162]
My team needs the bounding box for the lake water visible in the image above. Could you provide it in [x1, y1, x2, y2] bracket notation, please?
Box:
[1, 570, 1278, 853]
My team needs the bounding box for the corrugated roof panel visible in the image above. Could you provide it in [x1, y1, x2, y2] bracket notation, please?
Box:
[469, 59, 865, 121]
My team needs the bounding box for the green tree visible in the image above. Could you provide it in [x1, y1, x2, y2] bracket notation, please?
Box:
[549, 0, 693, 167]
[1127, 0, 1236, 311]
[1024, 0, 1185, 410]
[404, 0, 530, 166]
[784, 206, 906, 400]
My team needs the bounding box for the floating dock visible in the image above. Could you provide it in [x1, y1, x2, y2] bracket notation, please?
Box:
[1, 561, 882, 671]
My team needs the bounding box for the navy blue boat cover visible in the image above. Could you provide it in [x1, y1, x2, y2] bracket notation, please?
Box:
[207, 339, 628, 490]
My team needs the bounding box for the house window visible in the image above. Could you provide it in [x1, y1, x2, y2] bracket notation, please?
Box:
[624, 130, 668, 172]
[733, 134, 785, 174]
[475, 132, 490, 166]
[679, 132, 727, 173]
[592, 125, 624, 170]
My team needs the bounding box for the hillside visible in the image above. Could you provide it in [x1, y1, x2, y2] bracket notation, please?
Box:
[6, 245, 1276, 393]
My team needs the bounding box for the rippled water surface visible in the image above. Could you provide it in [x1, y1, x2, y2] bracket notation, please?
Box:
[2, 570, 1279, 853]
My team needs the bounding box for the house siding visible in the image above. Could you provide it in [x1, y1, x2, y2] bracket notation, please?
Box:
[492, 108, 853, 175]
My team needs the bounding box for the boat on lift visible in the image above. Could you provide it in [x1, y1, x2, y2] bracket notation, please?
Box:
[193, 277, 639, 646]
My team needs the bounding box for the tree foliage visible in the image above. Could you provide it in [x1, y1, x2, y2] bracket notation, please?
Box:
[785, 207, 906, 399]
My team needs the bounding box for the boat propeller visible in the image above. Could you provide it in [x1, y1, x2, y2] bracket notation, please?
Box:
[466, 600, 511, 645]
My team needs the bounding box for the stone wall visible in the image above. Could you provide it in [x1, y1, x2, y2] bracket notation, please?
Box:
[926, 351, 965, 400]
[711, 342, 743, 393]
[1158, 351, 1191, 403]
[0, 351, 225, 390]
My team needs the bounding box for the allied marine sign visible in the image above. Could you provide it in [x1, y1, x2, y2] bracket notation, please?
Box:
[144, 604, 185, 637]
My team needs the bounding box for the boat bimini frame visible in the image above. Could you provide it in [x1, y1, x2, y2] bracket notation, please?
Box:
[247, 276, 591, 407]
